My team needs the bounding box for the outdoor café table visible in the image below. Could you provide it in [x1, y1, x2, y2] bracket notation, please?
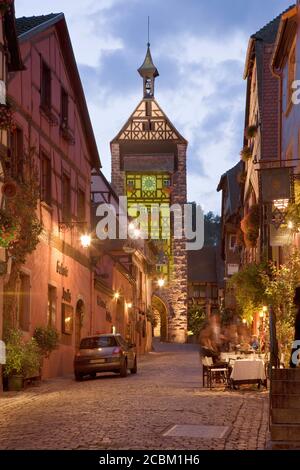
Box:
[230, 359, 267, 389]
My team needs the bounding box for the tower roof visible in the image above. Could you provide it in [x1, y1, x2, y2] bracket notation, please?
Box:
[138, 43, 159, 78]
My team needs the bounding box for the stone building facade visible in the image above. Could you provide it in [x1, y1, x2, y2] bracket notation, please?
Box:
[110, 45, 188, 343]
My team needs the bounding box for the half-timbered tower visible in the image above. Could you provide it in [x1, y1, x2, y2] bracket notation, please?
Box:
[111, 44, 188, 343]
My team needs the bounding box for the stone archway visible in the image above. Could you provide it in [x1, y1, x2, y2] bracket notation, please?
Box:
[152, 295, 168, 342]
[75, 299, 84, 351]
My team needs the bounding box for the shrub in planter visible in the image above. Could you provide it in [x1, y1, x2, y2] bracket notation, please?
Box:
[4, 330, 41, 391]
[241, 204, 260, 248]
[33, 325, 59, 360]
[245, 125, 258, 140]
[240, 146, 252, 162]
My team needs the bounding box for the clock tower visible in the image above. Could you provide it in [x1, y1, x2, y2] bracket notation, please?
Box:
[111, 44, 188, 343]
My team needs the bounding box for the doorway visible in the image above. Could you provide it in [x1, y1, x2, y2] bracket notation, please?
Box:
[152, 295, 168, 342]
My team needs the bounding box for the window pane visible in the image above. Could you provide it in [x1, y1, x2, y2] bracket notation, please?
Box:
[80, 336, 117, 349]
[61, 88, 68, 127]
[48, 286, 57, 326]
[62, 174, 71, 221]
[41, 153, 52, 205]
[41, 61, 51, 109]
[77, 189, 85, 222]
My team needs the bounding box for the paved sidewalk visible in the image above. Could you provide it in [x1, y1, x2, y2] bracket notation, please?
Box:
[0, 342, 269, 450]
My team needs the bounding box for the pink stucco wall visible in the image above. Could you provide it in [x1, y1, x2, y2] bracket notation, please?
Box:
[8, 24, 96, 378]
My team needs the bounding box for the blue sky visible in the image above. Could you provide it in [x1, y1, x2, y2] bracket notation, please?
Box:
[15, 0, 294, 213]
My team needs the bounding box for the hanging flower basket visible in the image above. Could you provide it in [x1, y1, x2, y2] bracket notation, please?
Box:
[240, 204, 260, 248]
[0, 210, 18, 248]
[0, 103, 15, 131]
[245, 124, 258, 140]
[163, 186, 172, 197]
[0, 0, 13, 13]
[240, 146, 252, 162]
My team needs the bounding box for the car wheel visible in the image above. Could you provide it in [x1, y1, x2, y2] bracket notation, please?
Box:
[131, 357, 137, 374]
[120, 359, 128, 378]
[75, 373, 83, 381]
[90, 372, 97, 379]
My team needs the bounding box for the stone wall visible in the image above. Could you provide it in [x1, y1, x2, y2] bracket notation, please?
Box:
[167, 143, 188, 343]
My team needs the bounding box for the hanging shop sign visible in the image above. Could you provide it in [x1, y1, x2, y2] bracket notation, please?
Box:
[260, 167, 291, 203]
[270, 225, 292, 247]
[62, 288, 72, 303]
[56, 261, 68, 277]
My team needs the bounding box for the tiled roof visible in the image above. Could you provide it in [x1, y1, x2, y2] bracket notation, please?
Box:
[217, 161, 243, 219]
[16, 14, 62, 37]
[252, 4, 295, 42]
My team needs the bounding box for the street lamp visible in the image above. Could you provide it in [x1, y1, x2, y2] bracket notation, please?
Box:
[157, 278, 165, 288]
[80, 233, 91, 248]
[114, 292, 120, 300]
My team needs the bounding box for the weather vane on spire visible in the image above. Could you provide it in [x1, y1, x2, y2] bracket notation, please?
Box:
[138, 16, 159, 98]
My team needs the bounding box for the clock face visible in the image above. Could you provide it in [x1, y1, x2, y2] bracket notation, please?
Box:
[142, 175, 156, 192]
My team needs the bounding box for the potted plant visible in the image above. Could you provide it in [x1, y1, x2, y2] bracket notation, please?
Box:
[33, 325, 59, 375]
[240, 146, 252, 162]
[245, 124, 258, 140]
[4, 330, 41, 391]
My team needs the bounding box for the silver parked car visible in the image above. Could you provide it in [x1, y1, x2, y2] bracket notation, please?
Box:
[74, 334, 137, 381]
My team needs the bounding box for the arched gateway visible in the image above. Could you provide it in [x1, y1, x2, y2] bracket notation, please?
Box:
[110, 43, 188, 343]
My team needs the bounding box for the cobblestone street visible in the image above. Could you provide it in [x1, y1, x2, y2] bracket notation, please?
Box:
[0, 343, 269, 450]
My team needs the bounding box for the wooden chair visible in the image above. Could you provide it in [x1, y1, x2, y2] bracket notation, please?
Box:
[202, 356, 213, 387]
[202, 357, 229, 389]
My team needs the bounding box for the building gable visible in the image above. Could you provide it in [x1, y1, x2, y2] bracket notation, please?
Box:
[15, 14, 100, 169]
[111, 99, 187, 144]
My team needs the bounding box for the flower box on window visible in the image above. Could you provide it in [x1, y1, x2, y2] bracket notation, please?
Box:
[0, 0, 13, 13]
[0, 209, 19, 248]
[60, 122, 75, 145]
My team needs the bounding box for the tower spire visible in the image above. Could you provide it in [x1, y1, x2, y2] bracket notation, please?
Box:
[138, 19, 159, 99]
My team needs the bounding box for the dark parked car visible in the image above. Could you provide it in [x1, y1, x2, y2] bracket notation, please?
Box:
[74, 334, 137, 381]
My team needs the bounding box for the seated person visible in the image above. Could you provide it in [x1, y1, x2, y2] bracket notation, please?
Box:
[250, 336, 260, 351]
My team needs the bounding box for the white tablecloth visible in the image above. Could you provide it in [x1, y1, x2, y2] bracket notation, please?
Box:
[220, 353, 262, 363]
[230, 359, 266, 382]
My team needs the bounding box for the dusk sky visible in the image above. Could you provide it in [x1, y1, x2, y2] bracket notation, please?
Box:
[15, 0, 294, 213]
